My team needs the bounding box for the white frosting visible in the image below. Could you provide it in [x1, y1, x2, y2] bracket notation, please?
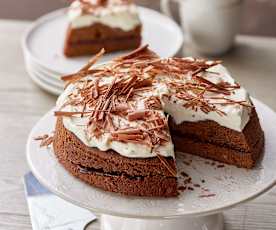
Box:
[160, 64, 251, 132]
[68, 0, 141, 30]
[56, 62, 251, 159]
[56, 78, 175, 159]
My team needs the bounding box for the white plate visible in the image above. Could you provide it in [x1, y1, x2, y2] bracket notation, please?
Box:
[22, 7, 184, 75]
[26, 65, 63, 96]
[24, 51, 63, 81]
[26, 60, 64, 88]
[26, 99, 276, 218]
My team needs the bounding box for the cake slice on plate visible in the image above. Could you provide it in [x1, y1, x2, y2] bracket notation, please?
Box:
[64, 0, 142, 57]
[53, 45, 264, 197]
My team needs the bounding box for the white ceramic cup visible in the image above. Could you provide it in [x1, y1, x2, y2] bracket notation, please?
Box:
[161, 0, 244, 55]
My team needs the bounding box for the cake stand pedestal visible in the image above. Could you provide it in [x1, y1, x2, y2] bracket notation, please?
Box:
[101, 213, 223, 230]
[26, 98, 276, 230]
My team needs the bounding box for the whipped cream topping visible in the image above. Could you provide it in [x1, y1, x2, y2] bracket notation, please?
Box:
[57, 77, 175, 158]
[158, 64, 251, 132]
[68, 0, 141, 30]
[56, 48, 252, 159]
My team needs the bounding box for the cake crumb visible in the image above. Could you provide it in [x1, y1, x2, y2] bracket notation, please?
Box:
[180, 171, 189, 177]
[178, 186, 186, 191]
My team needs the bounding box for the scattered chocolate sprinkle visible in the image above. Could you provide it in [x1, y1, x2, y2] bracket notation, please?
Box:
[184, 177, 192, 184]
[35, 134, 54, 147]
[180, 171, 189, 177]
[217, 164, 225, 168]
[183, 161, 190, 166]
[178, 186, 186, 191]
[34, 134, 49, 141]
[199, 194, 216, 198]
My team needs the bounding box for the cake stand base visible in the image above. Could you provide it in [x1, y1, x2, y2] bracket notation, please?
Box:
[101, 213, 224, 230]
[26, 100, 276, 230]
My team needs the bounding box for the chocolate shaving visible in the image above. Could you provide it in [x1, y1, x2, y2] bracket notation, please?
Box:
[82, 48, 105, 71]
[61, 49, 105, 86]
[156, 154, 177, 177]
[115, 44, 149, 61]
[199, 194, 216, 198]
[40, 136, 54, 147]
[127, 110, 148, 121]
[35, 134, 54, 147]
[61, 69, 100, 82]
[34, 134, 49, 141]
[54, 111, 92, 117]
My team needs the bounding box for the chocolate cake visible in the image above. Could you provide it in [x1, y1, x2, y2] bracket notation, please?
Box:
[64, 0, 142, 57]
[52, 45, 264, 197]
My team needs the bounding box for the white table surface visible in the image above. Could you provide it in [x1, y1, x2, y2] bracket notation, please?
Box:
[0, 19, 276, 230]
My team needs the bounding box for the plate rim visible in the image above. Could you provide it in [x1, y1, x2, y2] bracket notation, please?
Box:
[26, 98, 276, 219]
[26, 65, 62, 95]
[26, 60, 64, 87]
[25, 53, 63, 80]
[22, 6, 184, 75]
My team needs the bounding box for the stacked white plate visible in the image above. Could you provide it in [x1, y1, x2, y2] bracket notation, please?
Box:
[22, 7, 183, 96]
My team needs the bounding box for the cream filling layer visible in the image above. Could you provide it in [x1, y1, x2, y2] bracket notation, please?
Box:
[68, 1, 141, 31]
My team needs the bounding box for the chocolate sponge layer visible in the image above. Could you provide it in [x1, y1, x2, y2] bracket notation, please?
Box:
[64, 24, 142, 57]
[169, 108, 264, 168]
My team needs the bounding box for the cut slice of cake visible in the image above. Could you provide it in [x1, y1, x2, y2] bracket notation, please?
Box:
[158, 62, 264, 169]
[64, 0, 142, 57]
[53, 45, 264, 197]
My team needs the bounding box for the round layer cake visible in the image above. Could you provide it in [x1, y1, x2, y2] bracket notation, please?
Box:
[53, 45, 264, 197]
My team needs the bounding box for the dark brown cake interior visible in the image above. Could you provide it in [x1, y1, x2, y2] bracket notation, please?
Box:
[170, 108, 264, 168]
[64, 24, 142, 57]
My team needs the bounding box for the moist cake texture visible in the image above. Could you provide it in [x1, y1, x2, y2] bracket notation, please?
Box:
[53, 45, 264, 197]
[64, 0, 142, 57]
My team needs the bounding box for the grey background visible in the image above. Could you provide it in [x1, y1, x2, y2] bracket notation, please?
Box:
[0, 0, 275, 37]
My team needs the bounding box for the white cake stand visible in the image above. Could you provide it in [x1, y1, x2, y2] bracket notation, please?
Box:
[26, 99, 276, 230]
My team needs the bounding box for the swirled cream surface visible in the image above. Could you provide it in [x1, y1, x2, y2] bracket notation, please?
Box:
[68, 0, 141, 31]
